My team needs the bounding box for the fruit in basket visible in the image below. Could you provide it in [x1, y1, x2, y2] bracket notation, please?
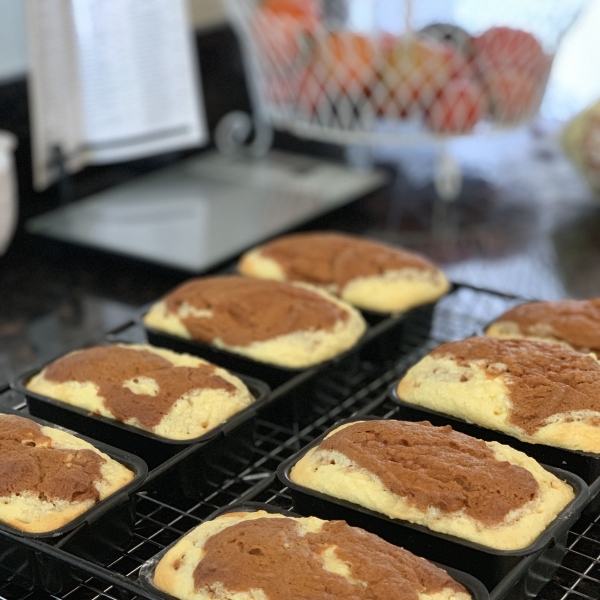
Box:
[471, 27, 550, 125]
[426, 78, 485, 134]
[472, 27, 545, 77]
[381, 36, 471, 117]
[254, 2, 317, 68]
[254, 0, 320, 104]
[483, 68, 540, 124]
[420, 23, 473, 59]
[297, 65, 323, 114]
[260, 0, 320, 25]
[315, 32, 379, 95]
[297, 32, 379, 115]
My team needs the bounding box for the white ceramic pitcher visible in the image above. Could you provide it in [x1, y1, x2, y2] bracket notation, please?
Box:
[0, 131, 17, 256]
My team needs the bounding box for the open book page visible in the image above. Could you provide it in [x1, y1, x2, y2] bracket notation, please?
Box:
[26, 0, 207, 190]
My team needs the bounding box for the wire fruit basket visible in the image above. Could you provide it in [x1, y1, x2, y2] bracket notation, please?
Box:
[223, 0, 583, 146]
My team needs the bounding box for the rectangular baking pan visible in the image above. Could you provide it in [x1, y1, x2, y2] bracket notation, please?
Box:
[277, 416, 590, 598]
[137, 501, 490, 600]
[143, 318, 364, 394]
[389, 384, 600, 516]
[140, 413, 259, 501]
[359, 280, 457, 329]
[0, 408, 148, 591]
[14, 354, 271, 470]
[142, 277, 459, 391]
[357, 300, 438, 365]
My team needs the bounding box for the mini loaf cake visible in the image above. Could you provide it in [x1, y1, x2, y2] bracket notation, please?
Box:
[397, 337, 600, 454]
[0, 414, 134, 533]
[26, 344, 255, 440]
[153, 510, 471, 600]
[143, 276, 366, 368]
[290, 420, 574, 550]
[237, 232, 450, 313]
[485, 298, 600, 355]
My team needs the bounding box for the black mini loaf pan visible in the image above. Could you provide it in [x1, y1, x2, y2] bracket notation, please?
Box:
[357, 300, 440, 367]
[14, 357, 270, 470]
[0, 409, 148, 591]
[143, 318, 365, 394]
[277, 416, 590, 598]
[138, 501, 490, 600]
[143, 294, 446, 396]
[359, 280, 456, 327]
[389, 384, 600, 516]
[142, 277, 460, 391]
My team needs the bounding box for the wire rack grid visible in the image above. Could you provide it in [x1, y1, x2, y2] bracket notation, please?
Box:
[0, 284, 599, 600]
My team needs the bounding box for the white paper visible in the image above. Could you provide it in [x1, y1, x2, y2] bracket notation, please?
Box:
[26, 0, 87, 189]
[26, 0, 207, 190]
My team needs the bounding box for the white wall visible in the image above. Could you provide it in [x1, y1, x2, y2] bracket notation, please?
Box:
[0, 0, 28, 80]
[542, 0, 600, 119]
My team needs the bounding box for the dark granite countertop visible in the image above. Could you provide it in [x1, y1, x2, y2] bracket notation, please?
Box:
[1, 127, 600, 388]
[0, 126, 600, 600]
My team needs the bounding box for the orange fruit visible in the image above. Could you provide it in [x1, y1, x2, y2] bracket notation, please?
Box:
[260, 0, 320, 25]
[253, 2, 319, 105]
[312, 32, 379, 96]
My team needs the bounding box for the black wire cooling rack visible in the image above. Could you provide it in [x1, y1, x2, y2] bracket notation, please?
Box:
[1, 284, 599, 600]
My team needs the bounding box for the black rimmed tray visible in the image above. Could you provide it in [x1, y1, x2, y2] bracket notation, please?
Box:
[138, 501, 490, 600]
[389, 384, 600, 516]
[277, 416, 590, 598]
[14, 349, 271, 470]
[0, 409, 148, 592]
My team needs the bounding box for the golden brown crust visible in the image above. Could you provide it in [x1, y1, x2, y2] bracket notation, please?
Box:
[153, 511, 472, 600]
[398, 337, 600, 453]
[290, 420, 574, 550]
[238, 232, 450, 313]
[486, 299, 600, 354]
[26, 345, 255, 440]
[0, 416, 134, 533]
[143, 278, 367, 368]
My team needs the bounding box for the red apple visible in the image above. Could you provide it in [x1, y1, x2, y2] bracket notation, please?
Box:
[483, 68, 540, 124]
[472, 25, 551, 92]
[426, 78, 485, 133]
[297, 64, 325, 114]
[472, 27, 544, 74]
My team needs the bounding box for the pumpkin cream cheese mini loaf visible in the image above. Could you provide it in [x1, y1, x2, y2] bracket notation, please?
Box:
[237, 231, 450, 313]
[26, 344, 255, 440]
[153, 510, 471, 600]
[485, 298, 600, 355]
[0, 414, 134, 533]
[290, 420, 574, 550]
[143, 276, 366, 368]
[397, 337, 600, 453]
